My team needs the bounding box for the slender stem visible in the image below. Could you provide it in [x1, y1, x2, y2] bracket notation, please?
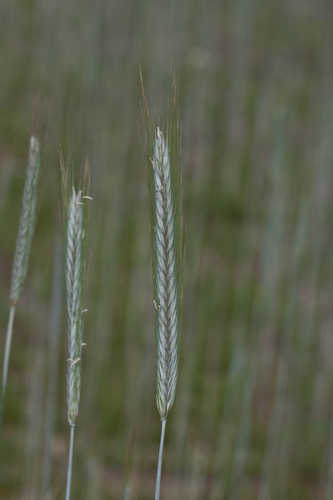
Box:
[123, 483, 131, 500]
[154, 418, 167, 500]
[65, 425, 76, 500]
[0, 304, 16, 421]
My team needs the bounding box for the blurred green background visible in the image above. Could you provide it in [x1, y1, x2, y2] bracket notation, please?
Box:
[1, 0, 333, 499]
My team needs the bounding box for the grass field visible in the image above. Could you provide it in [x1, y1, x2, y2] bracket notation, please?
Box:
[1, 1, 333, 499]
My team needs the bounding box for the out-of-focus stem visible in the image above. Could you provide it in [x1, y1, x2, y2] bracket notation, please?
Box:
[0, 304, 16, 421]
[41, 237, 63, 496]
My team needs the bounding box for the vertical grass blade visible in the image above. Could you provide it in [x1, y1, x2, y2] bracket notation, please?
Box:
[0, 136, 40, 420]
[41, 235, 63, 497]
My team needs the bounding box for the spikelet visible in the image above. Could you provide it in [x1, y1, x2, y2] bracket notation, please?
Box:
[152, 127, 179, 420]
[66, 188, 83, 426]
[10, 136, 40, 305]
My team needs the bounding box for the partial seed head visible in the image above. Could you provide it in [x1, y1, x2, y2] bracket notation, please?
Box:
[10, 136, 40, 305]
